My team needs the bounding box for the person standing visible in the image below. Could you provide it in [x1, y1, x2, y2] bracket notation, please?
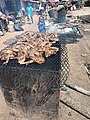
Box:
[37, 16, 46, 33]
[26, 3, 33, 24]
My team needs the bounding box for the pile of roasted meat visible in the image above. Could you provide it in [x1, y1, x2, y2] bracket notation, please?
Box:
[0, 32, 59, 65]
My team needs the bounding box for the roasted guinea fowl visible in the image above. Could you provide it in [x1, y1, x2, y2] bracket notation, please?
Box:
[0, 32, 59, 65]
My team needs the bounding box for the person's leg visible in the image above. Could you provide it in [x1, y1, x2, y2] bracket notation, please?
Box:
[31, 16, 33, 23]
[4, 20, 8, 32]
[0, 20, 5, 34]
[28, 15, 32, 24]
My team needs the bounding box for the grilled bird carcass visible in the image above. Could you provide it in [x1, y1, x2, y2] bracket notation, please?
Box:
[0, 49, 17, 64]
[45, 47, 59, 58]
[0, 32, 59, 65]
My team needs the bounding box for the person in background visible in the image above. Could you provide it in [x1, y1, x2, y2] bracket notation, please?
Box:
[26, 3, 33, 24]
[39, 3, 44, 15]
[0, 10, 8, 34]
[37, 16, 46, 33]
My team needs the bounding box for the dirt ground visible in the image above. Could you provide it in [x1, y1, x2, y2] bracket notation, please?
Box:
[0, 8, 90, 120]
[59, 8, 90, 120]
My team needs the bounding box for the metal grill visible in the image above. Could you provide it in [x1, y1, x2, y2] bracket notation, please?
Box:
[60, 44, 69, 86]
[0, 43, 69, 108]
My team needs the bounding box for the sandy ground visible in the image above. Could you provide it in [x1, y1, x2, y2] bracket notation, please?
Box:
[0, 7, 90, 120]
[59, 7, 90, 120]
[71, 7, 90, 16]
